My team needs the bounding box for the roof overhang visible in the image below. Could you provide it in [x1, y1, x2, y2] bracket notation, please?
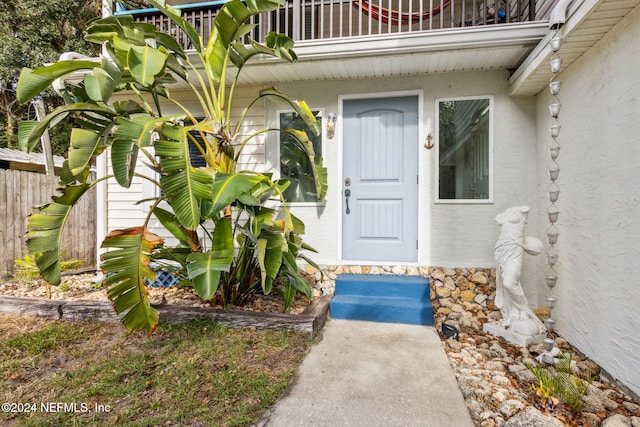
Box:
[231, 23, 551, 85]
[0, 148, 64, 173]
[509, 0, 640, 96]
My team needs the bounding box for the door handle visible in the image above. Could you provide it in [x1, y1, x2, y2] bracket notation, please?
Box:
[344, 189, 351, 214]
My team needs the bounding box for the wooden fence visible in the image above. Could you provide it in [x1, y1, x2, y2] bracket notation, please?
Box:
[0, 169, 97, 277]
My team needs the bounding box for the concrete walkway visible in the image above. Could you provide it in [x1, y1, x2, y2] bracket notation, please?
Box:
[263, 319, 474, 427]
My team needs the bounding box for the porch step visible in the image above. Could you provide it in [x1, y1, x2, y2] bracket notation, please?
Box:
[330, 274, 433, 325]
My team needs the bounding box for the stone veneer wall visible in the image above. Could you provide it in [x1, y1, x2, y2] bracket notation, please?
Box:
[300, 265, 499, 332]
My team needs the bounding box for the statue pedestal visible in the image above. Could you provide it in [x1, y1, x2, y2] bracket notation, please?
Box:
[483, 321, 545, 347]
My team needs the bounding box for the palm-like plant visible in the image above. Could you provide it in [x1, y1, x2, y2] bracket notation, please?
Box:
[16, 0, 327, 335]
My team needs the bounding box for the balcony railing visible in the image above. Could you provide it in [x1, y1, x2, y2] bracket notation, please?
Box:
[115, 0, 552, 49]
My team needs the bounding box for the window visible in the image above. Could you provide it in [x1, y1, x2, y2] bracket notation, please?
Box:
[187, 128, 208, 168]
[179, 118, 210, 168]
[279, 110, 322, 203]
[437, 97, 492, 202]
[144, 120, 208, 209]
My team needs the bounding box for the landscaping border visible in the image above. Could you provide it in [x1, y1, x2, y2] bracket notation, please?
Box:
[0, 294, 331, 338]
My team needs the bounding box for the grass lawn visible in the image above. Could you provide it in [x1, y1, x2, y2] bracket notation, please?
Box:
[0, 314, 311, 426]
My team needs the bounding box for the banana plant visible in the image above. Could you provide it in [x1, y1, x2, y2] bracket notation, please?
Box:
[16, 0, 327, 335]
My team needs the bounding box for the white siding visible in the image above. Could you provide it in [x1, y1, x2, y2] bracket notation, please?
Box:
[534, 4, 640, 396]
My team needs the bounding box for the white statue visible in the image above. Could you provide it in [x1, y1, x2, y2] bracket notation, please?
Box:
[494, 206, 545, 336]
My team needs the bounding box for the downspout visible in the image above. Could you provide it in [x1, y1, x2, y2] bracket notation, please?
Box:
[539, 0, 573, 364]
[549, 0, 573, 29]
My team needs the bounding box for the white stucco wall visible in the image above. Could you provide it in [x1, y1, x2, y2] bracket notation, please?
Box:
[270, 71, 540, 277]
[534, 5, 640, 396]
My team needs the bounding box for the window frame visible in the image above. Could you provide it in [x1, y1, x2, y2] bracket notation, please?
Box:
[276, 107, 326, 207]
[434, 95, 494, 204]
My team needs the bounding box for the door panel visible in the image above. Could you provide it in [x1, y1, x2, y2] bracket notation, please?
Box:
[342, 96, 419, 262]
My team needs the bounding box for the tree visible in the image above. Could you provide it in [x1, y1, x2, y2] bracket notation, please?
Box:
[119, 1, 152, 8]
[17, 0, 327, 335]
[0, 0, 100, 154]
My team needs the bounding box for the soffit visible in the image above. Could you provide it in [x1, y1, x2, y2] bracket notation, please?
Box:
[222, 23, 551, 85]
[509, 0, 640, 96]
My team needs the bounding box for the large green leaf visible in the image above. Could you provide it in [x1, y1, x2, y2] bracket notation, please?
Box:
[113, 115, 182, 147]
[87, 19, 175, 74]
[26, 184, 93, 285]
[159, 164, 213, 230]
[90, 15, 185, 58]
[151, 31, 188, 59]
[255, 88, 326, 201]
[101, 45, 125, 83]
[260, 87, 321, 136]
[147, 0, 203, 53]
[16, 60, 99, 104]
[156, 126, 215, 229]
[101, 227, 163, 335]
[84, 68, 117, 102]
[68, 128, 101, 176]
[313, 156, 329, 201]
[84, 15, 138, 44]
[111, 138, 139, 188]
[256, 231, 285, 295]
[186, 217, 234, 300]
[152, 206, 192, 248]
[18, 103, 115, 153]
[111, 115, 168, 187]
[283, 242, 313, 302]
[265, 32, 297, 61]
[211, 173, 268, 213]
[229, 35, 296, 73]
[236, 178, 282, 207]
[205, 36, 227, 83]
[204, 0, 286, 81]
[254, 206, 277, 229]
[127, 45, 169, 87]
[113, 101, 146, 115]
[213, 0, 254, 47]
[281, 129, 328, 201]
[244, 0, 287, 14]
[289, 212, 307, 235]
[17, 121, 38, 152]
[229, 31, 297, 72]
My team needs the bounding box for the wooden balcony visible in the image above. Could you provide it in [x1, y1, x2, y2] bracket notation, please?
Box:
[113, 0, 557, 50]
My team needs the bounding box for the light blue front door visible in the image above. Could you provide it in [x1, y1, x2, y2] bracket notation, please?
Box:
[342, 96, 419, 262]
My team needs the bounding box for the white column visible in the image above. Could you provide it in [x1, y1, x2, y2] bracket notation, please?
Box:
[95, 153, 108, 269]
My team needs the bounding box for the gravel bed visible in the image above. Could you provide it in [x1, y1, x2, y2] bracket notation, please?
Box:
[0, 273, 310, 315]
